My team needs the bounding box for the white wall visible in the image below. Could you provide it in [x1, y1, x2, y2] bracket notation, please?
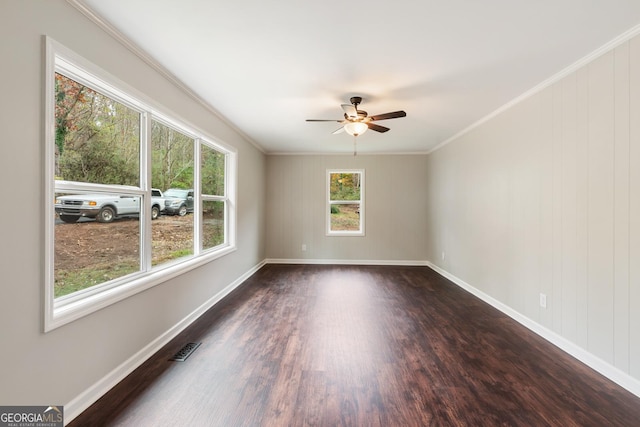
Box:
[0, 0, 265, 415]
[266, 154, 428, 262]
[426, 34, 640, 382]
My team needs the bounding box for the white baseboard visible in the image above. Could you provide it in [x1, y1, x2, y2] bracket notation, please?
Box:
[264, 258, 429, 266]
[426, 261, 640, 399]
[64, 260, 266, 424]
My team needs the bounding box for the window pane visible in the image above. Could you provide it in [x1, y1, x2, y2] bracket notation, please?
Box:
[203, 200, 225, 250]
[329, 173, 361, 201]
[54, 191, 141, 298]
[151, 120, 194, 190]
[330, 203, 361, 232]
[55, 73, 140, 186]
[151, 120, 194, 265]
[201, 144, 225, 196]
[151, 214, 194, 265]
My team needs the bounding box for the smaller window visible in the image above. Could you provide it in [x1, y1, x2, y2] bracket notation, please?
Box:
[327, 170, 364, 236]
[200, 143, 227, 251]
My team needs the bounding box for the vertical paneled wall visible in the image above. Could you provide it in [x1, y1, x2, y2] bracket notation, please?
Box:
[630, 35, 640, 380]
[266, 154, 428, 262]
[425, 35, 640, 380]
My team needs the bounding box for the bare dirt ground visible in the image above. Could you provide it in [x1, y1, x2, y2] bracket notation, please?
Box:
[331, 204, 360, 231]
[55, 214, 194, 271]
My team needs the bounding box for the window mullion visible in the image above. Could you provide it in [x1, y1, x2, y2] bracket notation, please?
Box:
[194, 139, 202, 254]
[141, 111, 152, 271]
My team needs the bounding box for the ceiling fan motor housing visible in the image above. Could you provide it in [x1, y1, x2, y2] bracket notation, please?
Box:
[343, 110, 367, 120]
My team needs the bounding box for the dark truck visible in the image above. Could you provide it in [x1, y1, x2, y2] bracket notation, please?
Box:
[163, 189, 194, 216]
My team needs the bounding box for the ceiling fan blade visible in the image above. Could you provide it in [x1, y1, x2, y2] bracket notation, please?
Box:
[341, 104, 357, 118]
[306, 119, 343, 122]
[367, 123, 390, 133]
[369, 110, 407, 121]
[332, 126, 345, 134]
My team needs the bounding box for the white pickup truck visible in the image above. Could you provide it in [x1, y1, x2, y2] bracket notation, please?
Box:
[55, 189, 166, 223]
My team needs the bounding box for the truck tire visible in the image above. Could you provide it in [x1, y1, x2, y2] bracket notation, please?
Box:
[151, 205, 160, 220]
[96, 206, 115, 223]
[59, 214, 80, 224]
[178, 204, 187, 216]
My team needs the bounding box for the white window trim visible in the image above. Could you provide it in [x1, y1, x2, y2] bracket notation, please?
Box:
[44, 37, 237, 332]
[326, 169, 365, 236]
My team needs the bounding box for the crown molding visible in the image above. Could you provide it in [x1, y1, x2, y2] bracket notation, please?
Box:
[266, 150, 430, 156]
[427, 22, 640, 155]
[66, 0, 265, 154]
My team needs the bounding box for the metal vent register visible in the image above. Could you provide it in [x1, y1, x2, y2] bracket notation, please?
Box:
[170, 342, 201, 362]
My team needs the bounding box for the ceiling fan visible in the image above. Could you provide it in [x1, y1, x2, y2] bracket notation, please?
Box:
[306, 96, 406, 137]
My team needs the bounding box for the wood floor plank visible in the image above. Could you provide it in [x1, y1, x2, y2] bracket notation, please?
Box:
[69, 265, 640, 426]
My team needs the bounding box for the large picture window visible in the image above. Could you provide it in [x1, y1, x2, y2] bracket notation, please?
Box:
[327, 170, 364, 236]
[45, 38, 236, 331]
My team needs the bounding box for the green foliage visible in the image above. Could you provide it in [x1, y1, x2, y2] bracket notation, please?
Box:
[170, 248, 193, 259]
[55, 73, 222, 193]
[331, 205, 340, 214]
[201, 145, 225, 195]
[171, 165, 194, 189]
[151, 120, 195, 190]
[59, 132, 138, 185]
[54, 75, 73, 157]
[55, 73, 140, 185]
[55, 261, 138, 298]
[330, 172, 361, 201]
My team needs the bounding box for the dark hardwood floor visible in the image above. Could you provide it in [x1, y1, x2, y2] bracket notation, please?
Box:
[69, 264, 640, 426]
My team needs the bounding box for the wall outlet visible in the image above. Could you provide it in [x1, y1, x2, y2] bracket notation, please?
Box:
[539, 293, 547, 309]
[301, 244, 307, 252]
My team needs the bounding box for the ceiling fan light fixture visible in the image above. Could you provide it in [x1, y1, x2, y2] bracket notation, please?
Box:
[306, 96, 405, 137]
[344, 121, 368, 136]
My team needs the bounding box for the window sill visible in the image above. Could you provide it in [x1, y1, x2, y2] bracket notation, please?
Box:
[44, 245, 236, 332]
[326, 231, 365, 237]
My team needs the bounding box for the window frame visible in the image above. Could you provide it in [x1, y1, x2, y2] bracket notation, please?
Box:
[326, 169, 365, 236]
[200, 142, 229, 252]
[44, 37, 237, 332]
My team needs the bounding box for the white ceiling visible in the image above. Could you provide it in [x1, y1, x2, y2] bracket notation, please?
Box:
[79, 0, 640, 154]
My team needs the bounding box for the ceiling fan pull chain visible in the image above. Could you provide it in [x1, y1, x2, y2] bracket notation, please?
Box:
[353, 135, 357, 156]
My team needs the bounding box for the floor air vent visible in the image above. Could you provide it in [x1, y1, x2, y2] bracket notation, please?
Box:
[170, 342, 201, 362]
